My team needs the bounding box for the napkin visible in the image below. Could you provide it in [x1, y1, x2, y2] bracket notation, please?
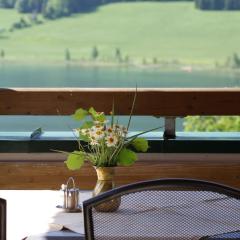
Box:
[49, 211, 85, 234]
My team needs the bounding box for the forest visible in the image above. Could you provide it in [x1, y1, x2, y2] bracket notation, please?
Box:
[0, 0, 240, 20]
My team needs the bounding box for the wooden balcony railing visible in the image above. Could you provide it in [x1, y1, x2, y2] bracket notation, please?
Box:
[0, 88, 240, 115]
[0, 88, 240, 190]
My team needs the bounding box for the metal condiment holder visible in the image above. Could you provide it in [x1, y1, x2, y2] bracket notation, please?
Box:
[58, 177, 81, 212]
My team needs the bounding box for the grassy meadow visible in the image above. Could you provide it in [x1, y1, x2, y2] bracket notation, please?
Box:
[1, 2, 240, 66]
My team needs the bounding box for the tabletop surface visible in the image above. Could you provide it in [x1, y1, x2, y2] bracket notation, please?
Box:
[0, 190, 91, 240]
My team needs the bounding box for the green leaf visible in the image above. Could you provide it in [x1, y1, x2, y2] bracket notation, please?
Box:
[65, 151, 85, 170]
[72, 108, 88, 121]
[81, 121, 94, 129]
[79, 133, 90, 142]
[89, 107, 106, 122]
[117, 148, 137, 166]
[131, 138, 149, 152]
[88, 107, 97, 116]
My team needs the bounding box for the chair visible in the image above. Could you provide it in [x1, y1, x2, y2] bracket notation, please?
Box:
[83, 178, 240, 240]
[0, 198, 6, 240]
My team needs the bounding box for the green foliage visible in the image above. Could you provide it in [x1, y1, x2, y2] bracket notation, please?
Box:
[184, 116, 240, 131]
[15, 0, 29, 13]
[153, 57, 158, 64]
[224, 0, 240, 10]
[124, 55, 129, 63]
[116, 148, 137, 166]
[65, 48, 71, 61]
[0, 0, 16, 8]
[232, 53, 240, 68]
[91, 46, 99, 60]
[42, 0, 71, 19]
[225, 53, 240, 69]
[142, 58, 147, 65]
[1, 0, 195, 20]
[195, 0, 240, 10]
[115, 48, 122, 62]
[0, 49, 5, 58]
[2, 2, 240, 64]
[67, 108, 138, 168]
[64, 92, 159, 170]
[131, 138, 149, 152]
[11, 17, 30, 30]
[72, 108, 88, 120]
[65, 151, 85, 170]
[28, 0, 43, 12]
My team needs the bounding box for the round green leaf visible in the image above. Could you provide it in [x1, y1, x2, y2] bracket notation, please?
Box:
[131, 138, 149, 152]
[65, 151, 85, 170]
[72, 108, 88, 121]
[117, 148, 137, 166]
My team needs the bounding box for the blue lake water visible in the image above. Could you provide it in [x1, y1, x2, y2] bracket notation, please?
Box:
[1, 64, 240, 88]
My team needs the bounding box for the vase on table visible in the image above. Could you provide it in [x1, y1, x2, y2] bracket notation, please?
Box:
[93, 167, 121, 212]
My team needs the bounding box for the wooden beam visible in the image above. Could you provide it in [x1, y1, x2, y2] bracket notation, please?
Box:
[0, 153, 239, 189]
[0, 88, 240, 116]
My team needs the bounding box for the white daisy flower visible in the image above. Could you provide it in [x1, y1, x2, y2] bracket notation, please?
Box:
[90, 139, 99, 146]
[93, 129, 105, 140]
[106, 126, 113, 134]
[90, 136, 99, 146]
[106, 134, 118, 147]
[81, 128, 90, 135]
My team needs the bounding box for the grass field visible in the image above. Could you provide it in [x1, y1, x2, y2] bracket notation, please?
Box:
[1, 2, 240, 66]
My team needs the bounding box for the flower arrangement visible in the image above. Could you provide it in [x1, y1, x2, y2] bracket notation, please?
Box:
[65, 95, 159, 171]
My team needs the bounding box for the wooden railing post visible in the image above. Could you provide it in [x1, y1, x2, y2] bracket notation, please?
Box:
[163, 117, 176, 139]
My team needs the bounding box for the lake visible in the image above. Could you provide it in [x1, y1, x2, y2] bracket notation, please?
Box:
[1, 64, 240, 88]
[0, 64, 239, 132]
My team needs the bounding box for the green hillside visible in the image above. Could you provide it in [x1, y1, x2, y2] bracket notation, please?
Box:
[0, 2, 240, 66]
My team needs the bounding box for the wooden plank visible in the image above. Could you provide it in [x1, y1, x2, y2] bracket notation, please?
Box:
[0, 154, 239, 189]
[1, 88, 240, 116]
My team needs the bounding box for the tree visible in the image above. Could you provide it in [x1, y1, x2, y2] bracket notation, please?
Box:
[215, 0, 225, 9]
[15, 0, 29, 13]
[195, 0, 240, 10]
[42, 0, 71, 19]
[0, 0, 16, 8]
[65, 48, 71, 61]
[91, 46, 99, 60]
[0, 49, 5, 59]
[115, 48, 122, 62]
[28, 0, 43, 12]
[231, 53, 240, 68]
[184, 116, 240, 131]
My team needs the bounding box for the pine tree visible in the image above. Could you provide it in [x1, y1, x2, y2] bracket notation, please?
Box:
[91, 46, 99, 60]
[65, 48, 71, 61]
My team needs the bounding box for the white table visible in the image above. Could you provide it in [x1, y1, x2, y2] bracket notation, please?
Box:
[0, 190, 91, 240]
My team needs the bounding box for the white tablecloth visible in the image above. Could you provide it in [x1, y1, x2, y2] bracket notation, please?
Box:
[0, 190, 91, 240]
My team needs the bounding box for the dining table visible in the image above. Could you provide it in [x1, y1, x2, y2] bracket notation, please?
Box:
[0, 190, 90, 240]
[0, 189, 240, 240]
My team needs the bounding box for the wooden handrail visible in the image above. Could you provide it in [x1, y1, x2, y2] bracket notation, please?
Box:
[0, 88, 240, 116]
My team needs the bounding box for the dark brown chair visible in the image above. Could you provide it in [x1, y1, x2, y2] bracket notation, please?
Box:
[0, 198, 7, 240]
[0, 198, 6, 240]
[83, 178, 240, 240]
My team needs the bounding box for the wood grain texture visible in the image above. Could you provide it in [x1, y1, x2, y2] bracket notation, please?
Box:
[0, 154, 239, 189]
[1, 88, 240, 116]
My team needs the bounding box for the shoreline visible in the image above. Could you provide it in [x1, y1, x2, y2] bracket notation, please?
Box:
[0, 59, 236, 74]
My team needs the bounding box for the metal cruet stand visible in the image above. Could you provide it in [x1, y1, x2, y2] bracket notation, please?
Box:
[61, 177, 81, 212]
